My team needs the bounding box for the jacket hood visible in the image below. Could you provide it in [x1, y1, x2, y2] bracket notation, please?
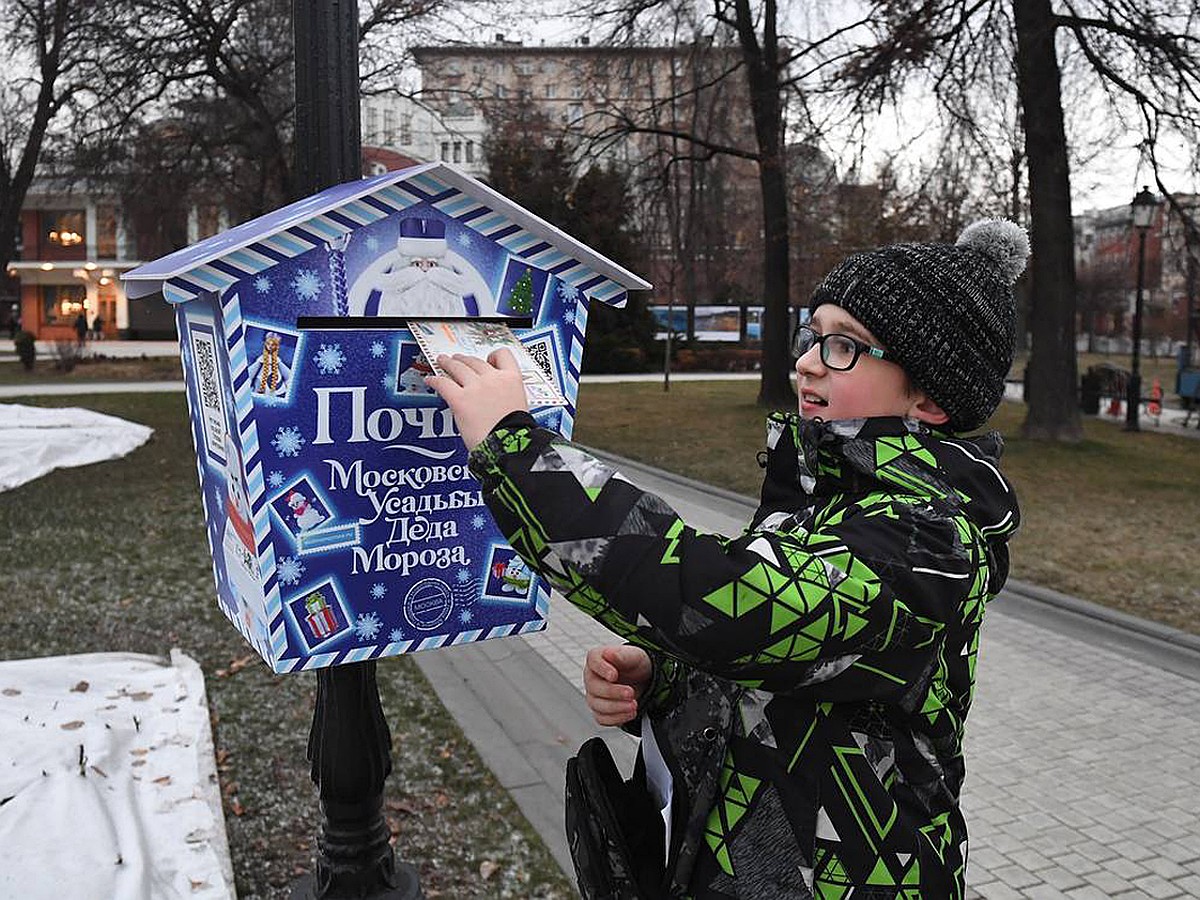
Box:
[772, 413, 1021, 591]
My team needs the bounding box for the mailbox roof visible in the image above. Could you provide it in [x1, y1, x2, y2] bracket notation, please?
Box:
[123, 161, 651, 305]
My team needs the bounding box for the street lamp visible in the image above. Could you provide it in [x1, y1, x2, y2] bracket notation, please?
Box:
[1125, 185, 1159, 431]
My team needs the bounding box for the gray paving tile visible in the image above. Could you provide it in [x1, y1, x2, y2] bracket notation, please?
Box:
[416, 453, 1200, 892]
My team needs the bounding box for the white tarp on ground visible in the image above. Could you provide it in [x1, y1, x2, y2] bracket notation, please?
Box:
[0, 403, 154, 492]
[0, 650, 234, 899]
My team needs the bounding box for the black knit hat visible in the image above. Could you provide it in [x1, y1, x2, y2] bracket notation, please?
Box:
[810, 219, 1028, 432]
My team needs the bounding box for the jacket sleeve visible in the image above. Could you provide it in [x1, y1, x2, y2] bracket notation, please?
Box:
[469, 413, 970, 698]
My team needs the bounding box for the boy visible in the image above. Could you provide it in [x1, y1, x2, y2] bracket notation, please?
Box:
[428, 219, 1026, 898]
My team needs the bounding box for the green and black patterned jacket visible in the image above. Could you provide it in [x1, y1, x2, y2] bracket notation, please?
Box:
[469, 410, 1021, 899]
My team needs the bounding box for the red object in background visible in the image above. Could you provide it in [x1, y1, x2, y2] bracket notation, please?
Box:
[1107, 395, 1122, 417]
[1149, 378, 1163, 417]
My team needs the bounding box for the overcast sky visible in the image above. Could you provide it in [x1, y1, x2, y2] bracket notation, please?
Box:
[435, 1, 1196, 216]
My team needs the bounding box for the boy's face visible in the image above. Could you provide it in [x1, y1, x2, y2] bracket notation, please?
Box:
[795, 304, 947, 425]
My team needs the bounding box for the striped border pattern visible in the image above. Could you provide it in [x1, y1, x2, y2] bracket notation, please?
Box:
[278, 580, 552, 671]
[159, 171, 632, 311]
[161, 189, 421, 305]
[215, 290, 287, 664]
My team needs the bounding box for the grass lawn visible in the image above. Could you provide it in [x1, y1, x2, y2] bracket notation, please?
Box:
[0, 356, 183, 384]
[573, 380, 1200, 636]
[0, 392, 572, 900]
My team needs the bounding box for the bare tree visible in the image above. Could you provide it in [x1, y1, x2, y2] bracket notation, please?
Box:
[579, 0, 806, 407]
[0, 0, 149, 276]
[824, 0, 1200, 440]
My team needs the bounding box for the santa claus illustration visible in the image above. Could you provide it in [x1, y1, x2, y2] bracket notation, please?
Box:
[351, 217, 477, 317]
[398, 352, 438, 394]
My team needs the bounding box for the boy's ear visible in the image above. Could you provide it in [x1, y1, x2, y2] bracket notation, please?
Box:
[909, 394, 950, 426]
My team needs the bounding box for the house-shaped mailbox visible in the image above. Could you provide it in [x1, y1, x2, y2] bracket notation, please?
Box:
[123, 162, 651, 673]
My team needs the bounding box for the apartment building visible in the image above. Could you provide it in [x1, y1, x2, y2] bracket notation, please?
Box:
[410, 35, 766, 312]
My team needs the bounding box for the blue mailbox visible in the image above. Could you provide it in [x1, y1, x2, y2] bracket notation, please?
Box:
[123, 162, 651, 672]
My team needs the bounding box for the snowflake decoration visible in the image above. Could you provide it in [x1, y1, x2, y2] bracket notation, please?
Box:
[277, 556, 305, 586]
[314, 343, 346, 375]
[293, 269, 323, 301]
[557, 282, 580, 303]
[470, 513, 487, 531]
[380, 373, 394, 391]
[365, 235, 380, 252]
[455, 568, 472, 585]
[388, 628, 405, 644]
[254, 275, 272, 294]
[272, 426, 305, 457]
[561, 306, 575, 325]
[267, 470, 285, 488]
[370, 341, 387, 359]
[457, 232, 472, 247]
[459, 608, 473, 625]
[355, 611, 383, 641]
[370, 582, 387, 600]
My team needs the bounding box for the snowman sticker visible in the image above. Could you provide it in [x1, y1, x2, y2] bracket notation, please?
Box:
[223, 436, 256, 552]
[286, 488, 327, 532]
[484, 547, 532, 600]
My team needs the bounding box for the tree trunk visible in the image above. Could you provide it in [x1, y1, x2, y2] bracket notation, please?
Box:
[1012, 0, 1083, 440]
[729, 0, 795, 408]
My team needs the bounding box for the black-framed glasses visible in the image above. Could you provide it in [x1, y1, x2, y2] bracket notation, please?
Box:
[791, 324, 886, 371]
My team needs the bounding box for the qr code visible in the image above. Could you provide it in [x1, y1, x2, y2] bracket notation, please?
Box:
[524, 339, 554, 380]
[191, 327, 227, 457]
[195, 336, 219, 412]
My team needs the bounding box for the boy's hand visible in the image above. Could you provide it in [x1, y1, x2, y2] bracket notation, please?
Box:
[584, 645, 652, 727]
[425, 349, 529, 450]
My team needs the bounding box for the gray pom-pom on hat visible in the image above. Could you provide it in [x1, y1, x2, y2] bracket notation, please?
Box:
[956, 219, 1030, 286]
[810, 219, 1027, 432]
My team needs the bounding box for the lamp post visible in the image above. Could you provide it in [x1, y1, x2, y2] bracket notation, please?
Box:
[292, 2, 421, 897]
[1125, 186, 1158, 431]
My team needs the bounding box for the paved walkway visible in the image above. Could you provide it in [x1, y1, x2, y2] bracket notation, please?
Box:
[416, 451, 1200, 900]
[7, 372, 1200, 897]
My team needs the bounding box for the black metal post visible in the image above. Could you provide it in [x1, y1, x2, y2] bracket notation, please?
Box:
[1125, 227, 1148, 431]
[291, 2, 421, 897]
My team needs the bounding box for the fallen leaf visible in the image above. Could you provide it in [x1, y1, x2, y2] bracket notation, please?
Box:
[125, 691, 153, 702]
[230, 797, 245, 816]
[215, 748, 231, 766]
[189, 879, 208, 890]
[70, 681, 90, 693]
[434, 792, 449, 809]
[130, 748, 149, 756]
[385, 798, 419, 815]
[152, 775, 172, 785]
[131, 759, 146, 768]
[222, 781, 239, 797]
[60, 721, 85, 730]
[479, 860, 498, 880]
[89, 766, 108, 778]
[2, 689, 21, 697]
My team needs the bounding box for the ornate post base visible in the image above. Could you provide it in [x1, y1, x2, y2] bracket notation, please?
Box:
[290, 661, 423, 899]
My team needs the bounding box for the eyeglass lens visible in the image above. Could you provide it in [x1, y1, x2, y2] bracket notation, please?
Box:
[793, 326, 860, 370]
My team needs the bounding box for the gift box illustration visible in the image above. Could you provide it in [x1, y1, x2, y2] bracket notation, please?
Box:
[123, 162, 651, 672]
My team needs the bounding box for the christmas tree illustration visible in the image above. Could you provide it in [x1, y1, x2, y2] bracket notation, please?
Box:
[506, 268, 534, 315]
